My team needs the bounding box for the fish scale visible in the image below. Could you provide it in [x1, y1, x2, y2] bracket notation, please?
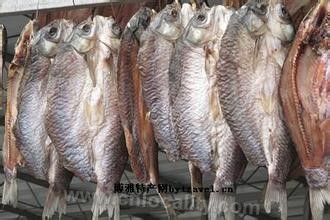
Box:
[172, 42, 213, 171]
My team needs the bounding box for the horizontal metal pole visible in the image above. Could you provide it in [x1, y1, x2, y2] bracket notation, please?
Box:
[0, 0, 137, 16]
[1, 203, 42, 220]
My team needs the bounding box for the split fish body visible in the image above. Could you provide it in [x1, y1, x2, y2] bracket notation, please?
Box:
[280, 1, 330, 219]
[90, 15, 128, 220]
[46, 19, 97, 181]
[15, 47, 50, 179]
[12, 19, 75, 219]
[119, 7, 191, 218]
[2, 20, 34, 207]
[171, 5, 247, 219]
[117, 7, 155, 183]
[14, 19, 74, 179]
[138, 2, 192, 162]
[172, 40, 213, 171]
[217, 1, 295, 219]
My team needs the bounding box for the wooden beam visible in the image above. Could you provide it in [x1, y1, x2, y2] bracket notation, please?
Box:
[0, 0, 137, 15]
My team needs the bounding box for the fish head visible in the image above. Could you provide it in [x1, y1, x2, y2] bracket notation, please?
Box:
[93, 15, 122, 52]
[127, 7, 155, 41]
[240, 0, 268, 36]
[267, 2, 295, 42]
[69, 17, 97, 53]
[150, 1, 183, 41]
[184, 6, 217, 45]
[184, 5, 234, 46]
[32, 19, 75, 58]
[12, 20, 34, 65]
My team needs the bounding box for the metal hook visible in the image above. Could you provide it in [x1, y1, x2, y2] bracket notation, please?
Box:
[35, 0, 40, 21]
[109, 0, 123, 22]
[91, 7, 98, 20]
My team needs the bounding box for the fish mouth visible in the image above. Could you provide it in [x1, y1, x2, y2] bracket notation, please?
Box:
[128, 7, 154, 38]
[111, 22, 122, 38]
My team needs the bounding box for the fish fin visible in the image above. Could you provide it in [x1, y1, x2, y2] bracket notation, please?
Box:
[2, 179, 18, 207]
[84, 87, 104, 129]
[2, 167, 18, 207]
[208, 193, 235, 220]
[260, 91, 275, 115]
[42, 185, 67, 220]
[91, 189, 120, 220]
[264, 181, 287, 220]
[188, 162, 207, 212]
[309, 184, 330, 220]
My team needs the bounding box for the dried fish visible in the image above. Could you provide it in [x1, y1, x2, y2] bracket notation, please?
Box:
[89, 15, 127, 220]
[171, 5, 247, 219]
[138, 1, 187, 162]
[217, 0, 295, 219]
[280, 0, 330, 219]
[2, 20, 34, 208]
[13, 19, 74, 219]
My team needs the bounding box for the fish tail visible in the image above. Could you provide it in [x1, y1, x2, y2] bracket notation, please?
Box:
[191, 194, 207, 212]
[2, 168, 18, 207]
[309, 184, 330, 220]
[188, 162, 207, 212]
[264, 180, 287, 220]
[91, 189, 120, 220]
[42, 185, 67, 220]
[208, 192, 235, 220]
[2, 178, 18, 207]
[157, 192, 178, 220]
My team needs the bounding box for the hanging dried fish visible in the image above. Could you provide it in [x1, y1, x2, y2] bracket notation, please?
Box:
[13, 19, 75, 219]
[46, 18, 98, 182]
[46, 16, 127, 220]
[89, 15, 128, 220]
[216, 0, 295, 219]
[2, 20, 34, 207]
[118, 7, 182, 219]
[280, 0, 330, 219]
[0, 24, 6, 112]
[118, 7, 155, 184]
[171, 4, 247, 219]
[138, 1, 185, 162]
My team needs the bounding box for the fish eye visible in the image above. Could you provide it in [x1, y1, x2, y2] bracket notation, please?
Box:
[82, 24, 91, 33]
[280, 5, 290, 19]
[197, 14, 206, 22]
[171, 9, 178, 18]
[145, 16, 151, 25]
[48, 27, 58, 37]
